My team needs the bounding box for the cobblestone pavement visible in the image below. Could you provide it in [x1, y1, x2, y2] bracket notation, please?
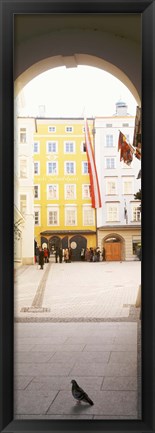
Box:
[14, 261, 141, 321]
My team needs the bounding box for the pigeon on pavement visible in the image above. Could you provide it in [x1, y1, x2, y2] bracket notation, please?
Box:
[71, 379, 94, 405]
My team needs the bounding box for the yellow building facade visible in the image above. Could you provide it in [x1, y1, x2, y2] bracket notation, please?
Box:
[33, 118, 97, 260]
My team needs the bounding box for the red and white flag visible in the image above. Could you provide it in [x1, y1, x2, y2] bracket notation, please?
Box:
[84, 119, 102, 208]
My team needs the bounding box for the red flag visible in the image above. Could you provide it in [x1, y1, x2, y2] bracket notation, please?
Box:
[118, 131, 133, 165]
[85, 119, 102, 208]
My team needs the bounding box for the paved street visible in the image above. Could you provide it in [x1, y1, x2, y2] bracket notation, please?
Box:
[14, 261, 141, 419]
[14, 261, 141, 320]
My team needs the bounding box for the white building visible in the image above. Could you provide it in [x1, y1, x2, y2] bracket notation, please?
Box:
[95, 101, 141, 261]
[14, 113, 35, 266]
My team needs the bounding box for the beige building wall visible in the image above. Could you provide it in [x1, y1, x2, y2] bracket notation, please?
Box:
[97, 226, 141, 261]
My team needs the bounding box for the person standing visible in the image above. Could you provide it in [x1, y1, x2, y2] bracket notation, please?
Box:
[59, 248, 63, 263]
[44, 247, 48, 263]
[64, 248, 69, 263]
[68, 247, 72, 263]
[55, 247, 59, 263]
[80, 248, 85, 261]
[38, 247, 44, 269]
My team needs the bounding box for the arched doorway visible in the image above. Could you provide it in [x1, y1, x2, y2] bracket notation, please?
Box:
[70, 235, 87, 261]
[103, 234, 125, 261]
[49, 236, 61, 254]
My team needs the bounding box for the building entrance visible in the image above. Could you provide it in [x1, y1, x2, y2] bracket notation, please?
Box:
[105, 241, 121, 261]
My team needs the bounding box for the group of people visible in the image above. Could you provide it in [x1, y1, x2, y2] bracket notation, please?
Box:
[55, 247, 72, 263]
[35, 244, 106, 269]
[81, 247, 106, 262]
[35, 246, 50, 269]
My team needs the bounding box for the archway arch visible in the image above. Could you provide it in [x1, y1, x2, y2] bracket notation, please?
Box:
[14, 14, 141, 104]
[14, 54, 140, 105]
[102, 233, 125, 262]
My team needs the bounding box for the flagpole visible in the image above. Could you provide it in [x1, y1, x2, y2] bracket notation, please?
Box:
[92, 117, 98, 249]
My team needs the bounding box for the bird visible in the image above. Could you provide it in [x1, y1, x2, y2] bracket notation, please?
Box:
[71, 379, 94, 405]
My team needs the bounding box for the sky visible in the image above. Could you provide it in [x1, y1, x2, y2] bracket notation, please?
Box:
[20, 65, 137, 118]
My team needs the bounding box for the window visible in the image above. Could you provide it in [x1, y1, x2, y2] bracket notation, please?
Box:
[64, 162, 75, 175]
[106, 179, 117, 195]
[20, 195, 27, 215]
[65, 126, 73, 132]
[83, 207, 94, 225]
[20, 160, 27, 178]
[64, 142, 75, 153]
[106, 123, 112, 127]
[34, 210, 40, 226]
[65, 184, 76, 199]
[82, 161, 89, 174]
[123, 180, 133, 194]
[82, 184, 91, 199]
[34, 185, 40, 199]
[105, 135, 114, 147]
[47, 185, 58, 200]
[81, 142, 86, 152]
[48, 208, 59, 225]
[48, 126, 56, 132]
[34, 162, 40, 175]
[47, 161, 58, 175]
[105, 157, 116, 169]
[122, 123, 129, 127]
[132, 238, 141, 255]
[82, 127, 85, 133]
[47, 141, 57, 153]
[19, 128, 27, 143]
[132, 205, 141, 222]
[106, 203, 119, 222]
[65, 207, 77, 225]
[33, 142, 39, 153]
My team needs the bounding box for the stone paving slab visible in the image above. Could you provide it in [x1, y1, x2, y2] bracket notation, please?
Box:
[46, 390, 137, 417]
[14, 322, 139, 419]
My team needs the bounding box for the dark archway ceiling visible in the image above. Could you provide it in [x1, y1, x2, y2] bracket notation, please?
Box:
[14, 14, 141, 46]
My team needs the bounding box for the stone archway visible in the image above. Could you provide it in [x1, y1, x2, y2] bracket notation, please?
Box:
[14, 14, 141, 104]
[102, 233, 125, 261]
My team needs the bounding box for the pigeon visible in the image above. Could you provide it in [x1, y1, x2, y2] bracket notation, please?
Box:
[71, 379, 94, 405]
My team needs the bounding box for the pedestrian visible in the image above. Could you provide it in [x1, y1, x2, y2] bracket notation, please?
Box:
[47, 247, 50, 262]
[85, 248, 90, 262]
[55, 247, 59, 263]
[96, 247, 101, 262]
[36, 245, 39, 264]
[59, 247, 63, 263]
[102, 247, 106, 261]
[80, 248, 85, 261]
[89, 248, 94, 262]
[68, 247, 72, 262]
[38, 246, 44, 269]
[64, 248, 69, 263]
[44, 247, 49, 263]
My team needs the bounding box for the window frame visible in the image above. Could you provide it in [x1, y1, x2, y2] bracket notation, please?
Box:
[64, 141, 75, 154]
[33, 141, 40, 154]
[34, 184, 40, 200]
[83, 206, 94, 226]
[65, 206, 77, 226]
[47, 184, 58, 200]
[82, 161, 89, 174]
[64, 161, 76, 175]
[47, 207, 59, 226]
[47, 161, 58, 175]
[64, 184, 76, 200]
[105, 157, 116, 169]
[46, 141, 58, 153]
